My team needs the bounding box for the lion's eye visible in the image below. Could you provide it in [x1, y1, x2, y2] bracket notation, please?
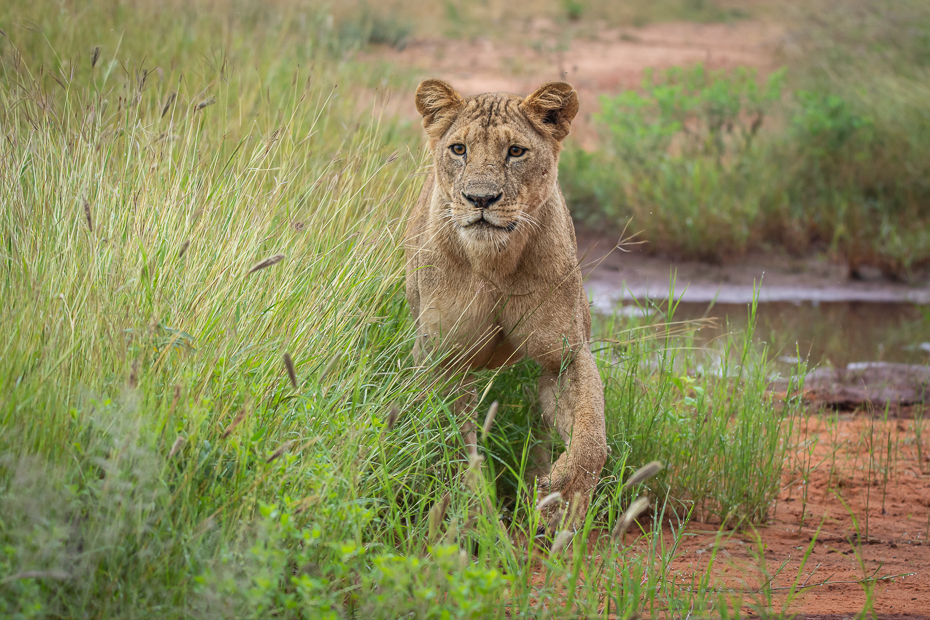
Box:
[450, 144, 466, 156]
[508, 145, 526, 158]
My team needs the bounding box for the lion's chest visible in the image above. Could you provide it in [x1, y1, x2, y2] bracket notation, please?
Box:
[415, 272, 523, 370]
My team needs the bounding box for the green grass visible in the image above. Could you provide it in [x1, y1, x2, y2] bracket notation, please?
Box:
[0, 1, 805, 617]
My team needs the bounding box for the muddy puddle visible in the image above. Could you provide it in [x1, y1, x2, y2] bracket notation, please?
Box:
[656, 300, 930, 368]
[580, 237, 930, 371]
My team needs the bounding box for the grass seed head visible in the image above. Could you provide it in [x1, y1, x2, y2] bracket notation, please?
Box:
[319, 351, 341, 379]
[222, 409, 248, 439]
[293, 495, 320, 515]
[128, 358, 140, 387]
[480, 400, 499, 441]
[550, 530, 574, 555]
[162, 92, 176, 118]
[428, 492, 451, 541]
[196, 96, 216, 110]
[611, 496, 651, 543]
[283, 353, 298, 389]
[82, 198, 93, 233]
[536, 492, 562, 512]
[177, 240, 190, 258]
[621, 460, 664, 491]
[247, 254, 284, 276]
[168, 435, 185, 458]
[91, 46, 100, 68]
[465, 453, 485, 492]
[385, 406, 400, 431]
[267, 439, 295, 463]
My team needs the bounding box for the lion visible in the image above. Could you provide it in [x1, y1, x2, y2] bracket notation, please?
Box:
[404, 79, 608, 530]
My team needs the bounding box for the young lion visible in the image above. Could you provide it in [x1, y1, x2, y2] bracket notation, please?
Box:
[404, 79, 607, 529]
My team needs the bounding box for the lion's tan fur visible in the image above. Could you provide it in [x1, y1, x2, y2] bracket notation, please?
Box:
[404, 79, 607, 528]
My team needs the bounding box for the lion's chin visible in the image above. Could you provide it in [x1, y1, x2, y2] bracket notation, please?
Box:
[458, 220, 515, 248]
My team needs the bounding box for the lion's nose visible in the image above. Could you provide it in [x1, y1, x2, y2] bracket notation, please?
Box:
[462, 191, 503, 210]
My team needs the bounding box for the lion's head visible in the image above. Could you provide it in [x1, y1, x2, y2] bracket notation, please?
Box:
[415, 79, 579, 249]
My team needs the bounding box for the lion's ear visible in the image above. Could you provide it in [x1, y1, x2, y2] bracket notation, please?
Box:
[521, 82, 579, 142]
[415, 79, 464, 143]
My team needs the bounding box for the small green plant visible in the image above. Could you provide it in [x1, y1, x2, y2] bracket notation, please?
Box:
[791, 90, 872, 157]
[562, 0, 585, 21]
[597, 64, 786, 166]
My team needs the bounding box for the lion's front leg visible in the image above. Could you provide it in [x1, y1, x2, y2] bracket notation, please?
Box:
[536, 346, 607, 531]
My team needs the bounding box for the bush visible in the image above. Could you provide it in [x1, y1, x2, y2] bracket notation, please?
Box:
[563, 65, 786, 261]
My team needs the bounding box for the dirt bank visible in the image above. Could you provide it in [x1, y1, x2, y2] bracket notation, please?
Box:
[578, 230, 930, 308]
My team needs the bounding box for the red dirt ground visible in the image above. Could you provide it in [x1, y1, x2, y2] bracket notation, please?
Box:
[640, 412, 930, 618]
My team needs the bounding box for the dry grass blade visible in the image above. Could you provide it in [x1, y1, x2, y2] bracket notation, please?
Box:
[621, 460, 664, 491]
[82, 199, 93, 233]
[267, 439, 295, 463]
[536, 492, 562, 512]
[247, 254, 284, 276]
[428, 492, 451, 541]
[319, 351, 341, 379]
[550, 530, 574, 555]
[177, 240, 190, 258]
[222, 409, 248, 438]
[162, 92, 176, 118]
[283, 353, 298, 389]
[480, 400, 499, 441]
[1, 570, 71, 585]
[168, 435, 185, 458]
[91, 46, 100, 68]
[196, 96, 216, 110]
[611, 497, 651, 543]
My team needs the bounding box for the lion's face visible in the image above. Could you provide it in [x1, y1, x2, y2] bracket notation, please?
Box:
[415, 81, 579, 249]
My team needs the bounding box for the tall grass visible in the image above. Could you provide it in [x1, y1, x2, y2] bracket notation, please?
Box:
[1, 1, 801, 616]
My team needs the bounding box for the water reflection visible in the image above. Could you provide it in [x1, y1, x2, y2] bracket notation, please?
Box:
[625, 301, 930, 368]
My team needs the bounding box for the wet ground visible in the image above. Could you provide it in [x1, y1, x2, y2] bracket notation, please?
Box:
[578, 234, 930, 616]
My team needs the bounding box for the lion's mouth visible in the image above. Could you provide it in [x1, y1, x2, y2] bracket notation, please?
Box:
[464, 215, 517, 233]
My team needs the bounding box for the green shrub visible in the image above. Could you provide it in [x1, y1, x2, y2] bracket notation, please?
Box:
[563, 65, 785, 260]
